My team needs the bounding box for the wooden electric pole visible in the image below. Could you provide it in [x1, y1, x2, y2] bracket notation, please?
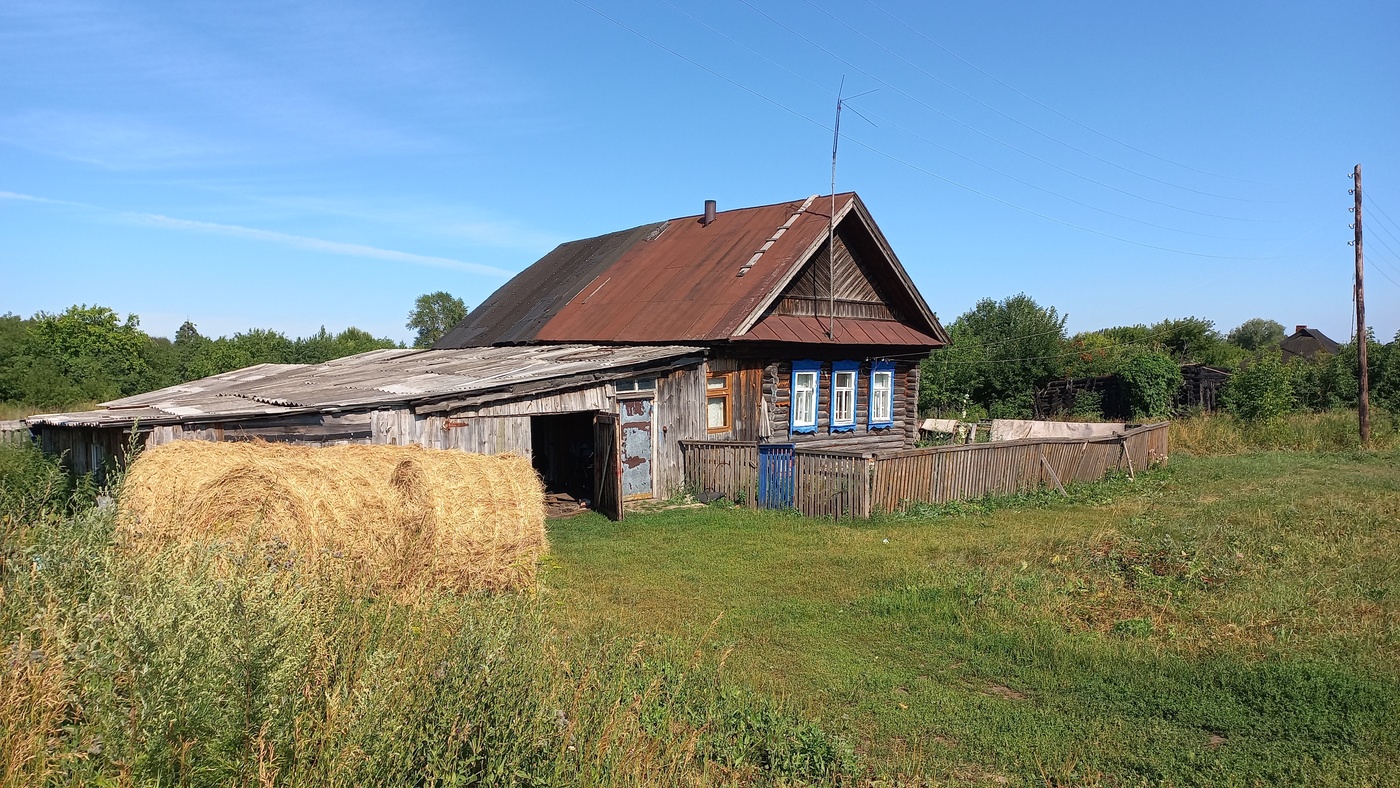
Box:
[1353, 164, 1370, 444]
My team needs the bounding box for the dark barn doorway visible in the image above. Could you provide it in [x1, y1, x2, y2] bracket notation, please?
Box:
[530, 412, 596, 500]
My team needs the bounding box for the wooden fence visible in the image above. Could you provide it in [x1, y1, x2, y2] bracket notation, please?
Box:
[1, 421, 30, 446]
[682, 422, 1169, 519]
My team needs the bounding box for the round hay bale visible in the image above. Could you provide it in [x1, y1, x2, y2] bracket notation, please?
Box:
[118, 440, 547, 593]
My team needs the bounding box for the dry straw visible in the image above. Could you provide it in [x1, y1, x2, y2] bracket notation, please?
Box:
[118, 440, 546, 593]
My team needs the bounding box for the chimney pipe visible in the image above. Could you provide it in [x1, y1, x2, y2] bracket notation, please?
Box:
[702, 199, 717, 226]
[1295, 325, 1306, 334]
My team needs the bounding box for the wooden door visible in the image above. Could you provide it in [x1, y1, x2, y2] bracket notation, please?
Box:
[593, 413, 623, 521]
[619, 397, 654, 501]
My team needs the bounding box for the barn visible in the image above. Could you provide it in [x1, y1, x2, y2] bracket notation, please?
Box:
[29, 192, 948, 517]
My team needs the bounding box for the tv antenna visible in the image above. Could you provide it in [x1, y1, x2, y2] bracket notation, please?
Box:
[827, 79, 877, 338]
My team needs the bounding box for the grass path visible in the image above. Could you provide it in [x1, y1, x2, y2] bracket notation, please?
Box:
[544, 451, 1400, 785]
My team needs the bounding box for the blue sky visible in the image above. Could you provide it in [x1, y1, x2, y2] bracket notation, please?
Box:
[2, 0, 1397, 345]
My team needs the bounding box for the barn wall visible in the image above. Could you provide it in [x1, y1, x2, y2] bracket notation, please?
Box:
[653, 365, 707, 495]
[41, 362, 707, 500]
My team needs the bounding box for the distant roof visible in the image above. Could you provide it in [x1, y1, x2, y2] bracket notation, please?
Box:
[1281, 326, 1341, 360]
[436, 192, 946, 349]
[28, 344, 699, 428]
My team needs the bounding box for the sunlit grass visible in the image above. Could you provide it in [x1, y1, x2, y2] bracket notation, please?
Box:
[546, 450, 1400, 785]
[1170, 409, 1400, 455]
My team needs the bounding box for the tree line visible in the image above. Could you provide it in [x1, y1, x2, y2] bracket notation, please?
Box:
[919, 294, 1400, 422]
[1, 292, 467, 411]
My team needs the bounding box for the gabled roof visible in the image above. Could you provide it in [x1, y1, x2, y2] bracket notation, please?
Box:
[27, 345, 700, 428]
[1281, 326, 1341, 360]
[436, 193, 947, 349]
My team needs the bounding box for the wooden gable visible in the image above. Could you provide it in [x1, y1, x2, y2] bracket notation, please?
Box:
[769, 223, 903, 322]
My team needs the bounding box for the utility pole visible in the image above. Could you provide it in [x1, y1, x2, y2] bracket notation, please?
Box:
[1352, 164, 1370, 444]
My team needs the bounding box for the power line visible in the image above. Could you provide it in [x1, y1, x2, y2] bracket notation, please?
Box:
[1364, 193, 1400, 238]
[654, 0, 1250, 241]
[733, 0, 1279, 223]
[573, 0, 1298, 261]
[875, 327, 1175, 365]
[1362, 195, 1400, 247]
[843, 137, 1295, 260]
[858, 0, 1266, 186]
[796, 0, 1282, 205]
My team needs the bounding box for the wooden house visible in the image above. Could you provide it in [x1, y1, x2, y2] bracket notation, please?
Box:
[29, 193, 947, 518]
[436, 192, 948, 496]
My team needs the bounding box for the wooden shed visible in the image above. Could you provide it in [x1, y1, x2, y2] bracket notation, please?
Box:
[28, 345, 703, 520]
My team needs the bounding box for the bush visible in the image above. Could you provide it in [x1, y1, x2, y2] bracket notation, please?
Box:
[1117, 350, 1182, 420]
[1222, 356, 1294, 422]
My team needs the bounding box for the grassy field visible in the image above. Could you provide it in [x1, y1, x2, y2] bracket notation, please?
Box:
[545, 450, 1400, 785]
[4, 429, 1397, 786]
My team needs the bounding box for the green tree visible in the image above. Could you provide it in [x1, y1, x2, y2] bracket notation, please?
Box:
[920, 294, 1067, 418]
[407, 291, 468, 348]
[1375, 331, 1400, 414]
[22, 305, 152, 404]
[1226, 318, 1286, 352]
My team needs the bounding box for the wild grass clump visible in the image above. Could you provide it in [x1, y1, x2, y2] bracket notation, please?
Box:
[1171, 410, 1400, 455]
[0, 469, 851, 786]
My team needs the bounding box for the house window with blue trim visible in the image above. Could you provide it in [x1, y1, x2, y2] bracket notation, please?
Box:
[791, 360, 820, 434]
[869, 361, 895, 427]
[831, 361, 858, 432]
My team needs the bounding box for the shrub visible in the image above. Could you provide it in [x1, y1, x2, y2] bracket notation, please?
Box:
[1222, 356, 1294, 422]
[1117, 350, 1182, 420]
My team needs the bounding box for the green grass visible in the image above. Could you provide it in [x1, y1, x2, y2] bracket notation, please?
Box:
[0, 443, 849, 787]
[545, 451, 1400, 785]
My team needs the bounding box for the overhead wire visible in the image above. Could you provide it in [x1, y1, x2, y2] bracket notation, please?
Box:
[872, 327, 1176, 365]
[654, 0, 1249, 241]
[795, 0, 1282, 204]
[735, 0, 1278, 223]
[858, 0, 1266, 186]
[1364, 194, 1400, 239]
[571, 0, 1300, 261]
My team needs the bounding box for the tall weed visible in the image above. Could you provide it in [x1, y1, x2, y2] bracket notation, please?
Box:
[2, 498, 850, 786]
[1171, 410, 1400, 455]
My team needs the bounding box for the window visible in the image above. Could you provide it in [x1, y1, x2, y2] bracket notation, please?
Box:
[870, 362, 895, 427]
[831, 361, 858, 432]
[706, 373, 731, 433]
[616, 377, 656, 393]
[791, 361, 820, 434]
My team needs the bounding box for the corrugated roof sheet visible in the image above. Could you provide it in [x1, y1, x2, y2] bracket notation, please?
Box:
[434, 193, 946, 350]
[28, 344, 699, 428]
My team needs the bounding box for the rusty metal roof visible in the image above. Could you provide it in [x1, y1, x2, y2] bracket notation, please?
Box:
[436, 193, 947, 349]
[737, 315, 940, 346]
[28, 344, 700, 428]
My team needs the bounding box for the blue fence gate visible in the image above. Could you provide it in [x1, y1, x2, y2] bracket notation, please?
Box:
[757, 443, 796, 509]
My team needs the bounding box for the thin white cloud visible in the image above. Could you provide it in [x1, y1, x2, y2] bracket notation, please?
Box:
[1, 189, 512, 276]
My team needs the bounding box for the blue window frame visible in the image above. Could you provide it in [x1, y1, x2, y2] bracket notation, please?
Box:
[869, 361, 895, 428]
[790, 360, 821, 434]
[830, 361, 859, 432]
